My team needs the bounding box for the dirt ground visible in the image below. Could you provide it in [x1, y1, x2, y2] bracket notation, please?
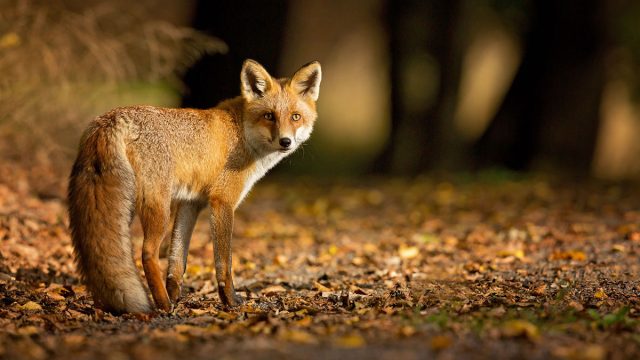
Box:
[1, 161, 640, 360]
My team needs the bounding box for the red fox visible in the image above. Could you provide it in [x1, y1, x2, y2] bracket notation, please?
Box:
[68, 60, 321, 313]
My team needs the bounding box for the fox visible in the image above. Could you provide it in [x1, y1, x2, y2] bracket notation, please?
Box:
[68, 59, 321, 313]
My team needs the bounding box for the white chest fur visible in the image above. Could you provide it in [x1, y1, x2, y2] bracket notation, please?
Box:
[172, 184, 204, 202]
[237, 152, 286, 206]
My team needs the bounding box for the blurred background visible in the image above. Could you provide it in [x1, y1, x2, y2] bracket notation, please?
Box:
[2, 0, 640, 192]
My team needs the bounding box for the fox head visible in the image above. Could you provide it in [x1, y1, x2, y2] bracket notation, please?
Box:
[240, 59, 321, 155]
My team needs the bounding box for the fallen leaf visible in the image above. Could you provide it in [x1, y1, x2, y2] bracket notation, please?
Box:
[550, 250, 586, 261]
[216, 311, 238, 320]
[280, 330, 317, 344]
[501, 320, 539, 341]
[17, 326, 40, 336]
[262, 285, 287, 295]
[399, 326, 416, 337]
[313, 281, 331, 292]
[553, 344, 606, 360]
[175, 324, 200, 334]
[533, 284, 547, 296]
[189, 308, 210, 316]
[594, 289, 608, 300]
[430, 335, 452, 350]
[568, 301, 584, 312]
[274, 254, 288, 266]
[295, 316, 313, 327]
[611, 244, 626, 253]
[399, 245, 420, 259]
[334, 334, 365, 348]
[18, 301, 42, 312]
[497, 249, 525, 259]
[63, 334, 86, 347]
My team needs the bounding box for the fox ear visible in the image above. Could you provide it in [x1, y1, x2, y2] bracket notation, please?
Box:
[241, 59, 273, 101]
[291, 61, 322, 101]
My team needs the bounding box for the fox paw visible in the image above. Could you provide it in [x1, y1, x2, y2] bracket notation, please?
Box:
[166, 274, 182, 304]
[218, 285, 244, 307]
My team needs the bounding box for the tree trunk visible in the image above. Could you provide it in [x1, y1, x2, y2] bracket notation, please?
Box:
[373, 0, 463, 175]
[475, 0, 608, 175]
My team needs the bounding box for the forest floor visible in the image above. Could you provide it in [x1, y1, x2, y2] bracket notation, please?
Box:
[1, 160, 640, 360]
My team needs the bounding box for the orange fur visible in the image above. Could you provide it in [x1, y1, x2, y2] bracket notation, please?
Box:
[68, 60, 322, 313]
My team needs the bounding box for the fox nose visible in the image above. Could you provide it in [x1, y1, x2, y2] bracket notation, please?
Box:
[279, 137, 292, 148]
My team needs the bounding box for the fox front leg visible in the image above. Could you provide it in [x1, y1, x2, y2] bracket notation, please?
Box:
[209, 199, 243, 306]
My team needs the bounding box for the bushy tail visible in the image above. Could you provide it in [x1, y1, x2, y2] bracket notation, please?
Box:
[68, 115, 151, 313]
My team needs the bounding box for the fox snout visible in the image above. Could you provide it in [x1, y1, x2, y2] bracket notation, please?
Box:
[279, 137, 292, 149]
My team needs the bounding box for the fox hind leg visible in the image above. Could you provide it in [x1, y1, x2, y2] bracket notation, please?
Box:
[166, 201, 203, 303]
[139, 197, 172, 312]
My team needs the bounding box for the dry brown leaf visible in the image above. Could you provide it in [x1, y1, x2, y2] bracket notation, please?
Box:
[550, 250, 586, 261]
[262, 285, 287, 295]
[430, 335, 453, 350]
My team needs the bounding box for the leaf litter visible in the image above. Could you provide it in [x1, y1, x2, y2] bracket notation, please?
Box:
[1, 162, 640, 359]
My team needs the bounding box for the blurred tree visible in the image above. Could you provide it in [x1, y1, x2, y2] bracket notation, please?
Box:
[182, 0, 289, 108]
[475, 0, 609, 174]
[374, 0, 464, 175]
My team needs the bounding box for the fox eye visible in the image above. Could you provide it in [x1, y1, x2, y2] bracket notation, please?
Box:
[291, 113, 301, 121]
[263, 112, 274, 121]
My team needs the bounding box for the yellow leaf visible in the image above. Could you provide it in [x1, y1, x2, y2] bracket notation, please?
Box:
[334, 334, 365, 348]
[274, 254, 288, 266]
[0, 32, 20, 48]
[399, 245, 419, 259]
[19, 301, 42, 311]
[280, 330, 317, 344]
[295, 316, 313, 327]
[497, 249, 525, 259]
[430, 335, 452, 350]
[400, 326, 416, 337]
[594, 289, 608, 300]
[186, 265, 213, 277]
[363, 243, 377, 254]
[313, 281, 331, 292]
[501, 320, 539, 341]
